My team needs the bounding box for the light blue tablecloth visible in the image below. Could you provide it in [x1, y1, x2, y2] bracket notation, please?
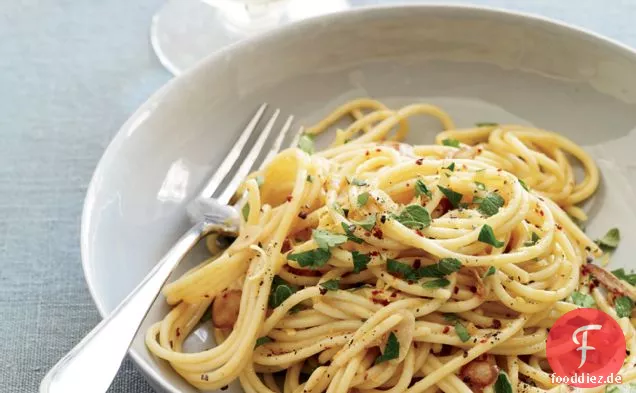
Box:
[2, 1, 636, 392]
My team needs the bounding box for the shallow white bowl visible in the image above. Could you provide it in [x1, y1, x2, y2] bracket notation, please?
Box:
[82, 4, 636, 392]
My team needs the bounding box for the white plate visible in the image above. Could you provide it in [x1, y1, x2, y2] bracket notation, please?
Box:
[82, 4, 636, 392]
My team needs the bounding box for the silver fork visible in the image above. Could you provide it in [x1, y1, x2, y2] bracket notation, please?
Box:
[40, 104, 297, 393]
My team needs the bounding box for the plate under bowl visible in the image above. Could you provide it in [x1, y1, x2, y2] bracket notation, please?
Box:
[82, 4, 636, 392]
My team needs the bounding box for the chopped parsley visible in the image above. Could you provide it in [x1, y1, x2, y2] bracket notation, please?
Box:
[524, 232, 540, 247]
[298, 134, 315, 154]
[476, 122, 499, 127]
[422, 278, 451, 288]
[393, 205, 431, 229]
[319, 279, 340, 292]
[358, 192, 370, 207]
[596, 228, 620, 250]
[418, 258, 462, 277]
[494, 371, 513, 393]
[474, 192, 504, 217]
[445, 162, 456, 171]
[612, 268, 636, 286]
[306, 175, 313, 183]
[287, 248, 331, 269]
[352, 251, 371, 273]
[255, 336, 272, 347]
[478, 224, 505, 248]
[341, 222, 364, 244]
[354, 214, 377, 231]
[387, 259, 418, 280]
[269, 276, 298, 308]
[375, 332, 399, 364]
[242, 203, 250, 221]
[313, 229, 347, 250]
[570, 291, 595, 308]
[454, 322, 471, 342]
[442, 138, 460, 148]
[519, 178, 529, 191]
[615, 296, 633, 318]
[483, 266, 497, 278]
[437, 185, 463, 208]
[415, 179, 432, 198]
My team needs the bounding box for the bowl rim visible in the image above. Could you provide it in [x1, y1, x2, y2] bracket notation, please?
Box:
[80, 3, 636, 392]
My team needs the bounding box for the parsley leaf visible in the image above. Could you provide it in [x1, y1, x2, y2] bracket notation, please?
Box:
[255, 337, 272, 347]
[320, 279, 340, 291]
[612, 268, 636, 286]
[269, 276, 298, 308]
[350, 178, 368, 186]
[442, 138, 460, 148]
[519, 179, 529, 191]
[298, 134, 315, 154]
[437, 185, 463, 208]
[313, 229, 347, 250]
[354, 214, 377, 231]
[570, 291, 596, 308]
[474, 192, 504, 217]
[358, 192, 370, 207]
[483, 266, 496, 278]
[596, 228, 620, 249]
[352, 251, 371, 273]
[287, 248, 331, 269]
[443, 313, 459, 323]
[393, 205, 431, 229]
[422, 278, 451, 288]
[375, 332, 399, 364]
[615, 296, 634, 318]
[387, 259, 417, 280]
[242, 203, 250, 221]
[524, 232, 540, 247]
[478, 224, 505, 248]
[418, 258, 462, 278]
[494, 371, 513, 393]
[454, 322, 471, 342]
[445, 162, 456, 171]
[306, 175, 313, 183]
[341, 222, 364, 244]
[415, 179, 432, 197]
[476, 122, 499, 127]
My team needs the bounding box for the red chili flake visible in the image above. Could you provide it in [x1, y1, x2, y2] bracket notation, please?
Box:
[469, 286, 477, 293]
[492, 319, 502, 329]
[286, 195, 293, 202]
[443, 326, 450, 334]
[390, 292, 398, 298]
[371, 290, 382, 296]
[556, 224, 563, 230]
[370, 251, 379, 257]
[365, 151, 370, 156]
[176, 328, 181, 337]
[413, 259, 421, 269]
[204, 294, 210, 298]
[372, 228, 384, 239]
[282, 239, 291, 253]
[539, 210, 544, 217]
[416, 158, 424, 165]
[415, 229, 424, 237]
[453, 287, 460, 294]
[297, 211, 308, 219]
[371, 298, 390, 306]
[480, 338, 488, 343]
[376, 148, 381, 152]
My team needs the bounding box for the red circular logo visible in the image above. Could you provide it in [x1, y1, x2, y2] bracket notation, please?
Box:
[546, 308, 626, 387]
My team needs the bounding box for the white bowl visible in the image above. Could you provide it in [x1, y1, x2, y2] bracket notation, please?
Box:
[82, 4, 636, 392]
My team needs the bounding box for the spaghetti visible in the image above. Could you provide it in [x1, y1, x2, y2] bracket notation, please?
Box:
[146, 99, 635, 393]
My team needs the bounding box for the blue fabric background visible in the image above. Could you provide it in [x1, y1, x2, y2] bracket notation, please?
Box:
[2, 0, 636, 391]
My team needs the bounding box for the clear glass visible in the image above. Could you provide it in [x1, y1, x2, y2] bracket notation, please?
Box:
[151, 0, 352, 75]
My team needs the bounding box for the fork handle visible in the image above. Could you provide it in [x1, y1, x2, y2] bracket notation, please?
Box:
[40, 221, 208, 393]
